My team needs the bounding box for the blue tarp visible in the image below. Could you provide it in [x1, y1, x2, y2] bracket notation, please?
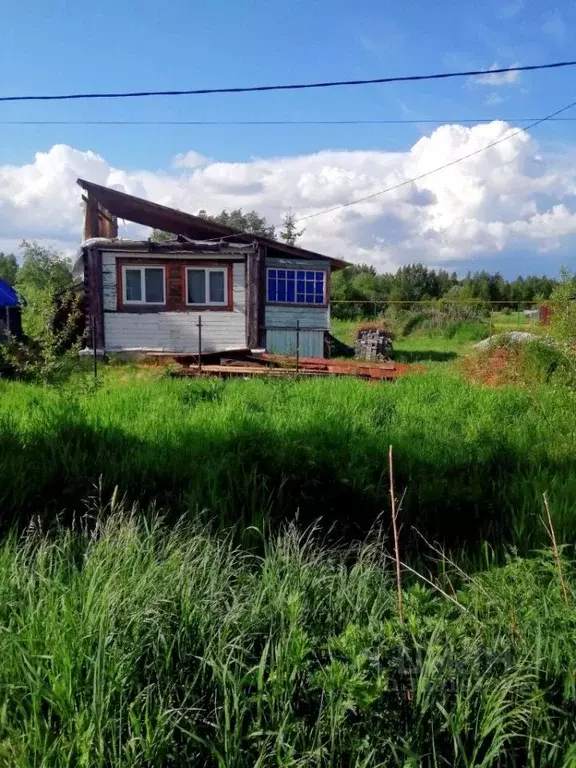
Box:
[0, 279, 18, 307]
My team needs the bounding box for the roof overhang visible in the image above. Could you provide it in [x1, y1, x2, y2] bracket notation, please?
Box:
[77, 178, 349, 270]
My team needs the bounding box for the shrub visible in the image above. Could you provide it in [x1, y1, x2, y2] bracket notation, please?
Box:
[549, 268, 576, 343]
[384, 304, 490, 340]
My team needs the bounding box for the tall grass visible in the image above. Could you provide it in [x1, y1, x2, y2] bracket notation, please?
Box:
[1, 370, 576, 555]
[0, 510, 575, 766]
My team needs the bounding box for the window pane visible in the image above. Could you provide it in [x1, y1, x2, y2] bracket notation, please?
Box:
[277, 270, 286, 279]
[286, 276, 295, 302]
[125, 269, 142, 302]
[296, 293, 305, 303]
[188, 270, 206, 304]
[145, 268, 164, 303]
[315, 271, 324, 281]
[268, 269, 277, 280]
[314, 294, 324, 304]
[297, 279, 305, 294]
[277, 279, 286, 302]
[209, 271, 225, 303]
[297, 270, 305, 280]
[268, 275, 277, 301]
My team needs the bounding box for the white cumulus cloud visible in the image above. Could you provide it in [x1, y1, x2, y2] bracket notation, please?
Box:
[0, 121, 575, 274]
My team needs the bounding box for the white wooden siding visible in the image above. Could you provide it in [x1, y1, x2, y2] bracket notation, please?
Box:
[264, 306, 329, 358]
[101, 251, 246, 352]
[266, 329, 325, 358]
[265, 305, 329, 330]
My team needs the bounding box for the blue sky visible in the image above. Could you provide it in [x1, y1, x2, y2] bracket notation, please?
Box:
[0, 0, 575, 275]
[0, 0, 574, 166]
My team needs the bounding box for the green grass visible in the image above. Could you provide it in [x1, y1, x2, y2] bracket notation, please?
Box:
[332, 311, 547, 366]
[330, 318, 486, 365]
[2, 363, 576, 764]
[0, 510, 575, 767]
[1, 368, 576, 555]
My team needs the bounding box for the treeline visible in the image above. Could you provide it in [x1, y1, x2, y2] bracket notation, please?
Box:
[331, 264, 558, 318]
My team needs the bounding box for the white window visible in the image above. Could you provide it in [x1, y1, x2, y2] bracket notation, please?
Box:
[186, 268, 228, 306]
[122, 266, 166, 305]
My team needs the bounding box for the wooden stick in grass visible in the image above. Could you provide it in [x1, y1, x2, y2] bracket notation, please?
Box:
[543, 492, 569, 604]
[389, 445, 404, 623]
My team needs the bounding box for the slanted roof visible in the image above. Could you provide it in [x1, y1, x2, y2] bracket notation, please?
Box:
[77, 178, 348, 269]
[0, 279, 18, 307]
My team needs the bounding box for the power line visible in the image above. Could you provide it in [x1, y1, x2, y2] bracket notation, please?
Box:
[295, 97, 576, 224]
[0, 60, 575, 103]
[2, 116, 576, 126]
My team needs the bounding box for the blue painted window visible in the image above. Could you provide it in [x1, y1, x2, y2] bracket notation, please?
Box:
[267, 268, 325, 304]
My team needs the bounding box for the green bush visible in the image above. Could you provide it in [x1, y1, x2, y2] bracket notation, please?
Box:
[549, 268, 576, 342]
[384, 305, 490, 341]
[520, 340, 576, 388]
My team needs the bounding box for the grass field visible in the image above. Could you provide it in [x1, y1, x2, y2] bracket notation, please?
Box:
[0, 511, 574, 767]
[1, 368, 576, 554]
[332, 310, 543, 365]
[1, 324, 576, 765]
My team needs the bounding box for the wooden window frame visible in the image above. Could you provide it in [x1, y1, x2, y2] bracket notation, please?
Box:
[116, 257, 235, 313]
[266, 267, 329, 307]
[182, 264, 233, 312]
[185, 267, 229, 309]
[121, 265, 166, 307]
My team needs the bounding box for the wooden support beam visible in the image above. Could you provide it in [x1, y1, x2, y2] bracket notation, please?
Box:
[83, 196, 101, 240]
[257, 244, 266, 348]
[246, 245, 264, 349]
[86, 248, 105, 349]
[82, 195, 118, 239]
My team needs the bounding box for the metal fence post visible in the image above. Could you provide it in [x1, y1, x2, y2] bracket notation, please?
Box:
[91, 316, 98, 381]
[197, 315, 202, 372]
[295, 320, 300, 374]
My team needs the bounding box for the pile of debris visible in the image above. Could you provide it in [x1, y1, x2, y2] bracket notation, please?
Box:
[354, 325, 393, 362]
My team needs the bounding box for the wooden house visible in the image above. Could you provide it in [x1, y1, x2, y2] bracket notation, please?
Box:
[75, 179, 347, 358]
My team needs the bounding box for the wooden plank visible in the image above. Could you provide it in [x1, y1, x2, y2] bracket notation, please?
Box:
[170, 364, 400, 380]
[257, 244, 266, 348]
[83, 197, 101, 240]
[245, 246, 262, 348]
[91, 249, 105, 348]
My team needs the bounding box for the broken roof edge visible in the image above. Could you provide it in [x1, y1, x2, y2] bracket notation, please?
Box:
[80, 237, 258, 252]
[72, 237, 258, 279]
[77, 177, 350, 270]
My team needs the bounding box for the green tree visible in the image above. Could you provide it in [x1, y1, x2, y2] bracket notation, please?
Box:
[151, 208, 277, 243]
[15, 241, 73, 338]
[279, 212, 305, 246]
[198, 208, 276, 239]
[150, 229, 173, 243]
[0, 252, 18, 286]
